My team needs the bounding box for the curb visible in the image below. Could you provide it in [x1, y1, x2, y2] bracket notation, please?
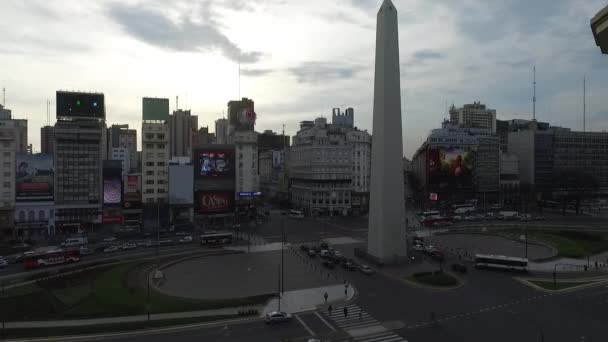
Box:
[515, 277, 608, 293]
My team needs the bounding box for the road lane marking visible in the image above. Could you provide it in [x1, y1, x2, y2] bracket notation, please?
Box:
[295, 314, 315, 336]
[314, 311, 337, 331]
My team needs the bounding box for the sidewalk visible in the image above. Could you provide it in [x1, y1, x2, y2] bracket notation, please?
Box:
[262, 284, 355, 315]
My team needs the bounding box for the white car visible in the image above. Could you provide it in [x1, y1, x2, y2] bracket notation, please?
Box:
[103, 245, 120, 253]
[122, 243, 137, 250]
[264, 311, 292, 324]
[179, 236, 193, 243]
[359, 265, 374, 275]
[0, 257, 8, 268]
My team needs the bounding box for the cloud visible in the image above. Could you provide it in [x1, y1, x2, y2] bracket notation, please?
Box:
[412, 49, 444, 61]
[288, 62, 364, 84]
[107, 2, 263, 63]
[240, 68, 274, 77]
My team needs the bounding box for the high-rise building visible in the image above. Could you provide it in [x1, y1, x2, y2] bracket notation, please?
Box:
[0, 118, 18, 237]
[499, 153, 520, 205]
[367, 0, 407, 262]
[258, 130, 290, 152]
[449, 102, 497, 134]
[40, 126, 55, 154]
[215, 118, 229, 144]
[54, 91, 106, 234]
[234, 130, 260, 200]
[107, 124, 137, 173]
[227, 98, 255, 134]
[170, 109, 198, 158]
[110, 147, 130, 177]
[0, 104, 11, 119]
[192, 126, 215, 147]
[141, 97, 170, 204]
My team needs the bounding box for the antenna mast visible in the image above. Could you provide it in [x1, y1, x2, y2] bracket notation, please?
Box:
[176, 96, 179, 111]
[2, 87, 5, 107]
[583, 77, 586, 132]
[238, 59, 241, 100]
[533, 66, 536, 121]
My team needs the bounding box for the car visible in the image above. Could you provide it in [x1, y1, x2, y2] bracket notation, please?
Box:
[79, 247, 93, 255]
[452, 215, 462, 221]
[175, 232, 188, 236]
[533, 215, 545, 221]
[322, 260, 335, 269]
[103, 245, 119, 253]
[452, 263, 467, 274]
[300, 245, 310, 252]
[159, 239, 173, 245]
[431, 250, 445, 261]
[103, 236, 117, 242]
[264, 311, 292, 324]
[424, 245, 436, 255]
[413, 244, 424, 252]
[0, 257, 7, 268]
[359, 265, 374, 275]
[319, 250, 330, 258]
[342, 260, 357, 270]
[137, 240, 151, 247]
[231, 224, 241, 229]
[333, 250, 343, 258]
[307, 249, 316, 257]
[122, 243, 137, 250]
[178, 236, 193, 243]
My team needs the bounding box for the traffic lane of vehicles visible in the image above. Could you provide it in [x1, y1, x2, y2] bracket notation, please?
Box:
[302, 244, 374, 276]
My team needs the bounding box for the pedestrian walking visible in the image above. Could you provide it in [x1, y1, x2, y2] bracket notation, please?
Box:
[328, 304, 333, 316]
[324, 291, 328, 304]
[344, 306, 348, 318]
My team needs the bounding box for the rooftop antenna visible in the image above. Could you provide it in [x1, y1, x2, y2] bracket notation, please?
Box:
[2, 87, 5, 107]
[238, 57, 241, 100]
[176, 96, 179, 111]
[533, 66, 536, 121]
[583, 76, 586, 132]
[46, 100, 50, 126]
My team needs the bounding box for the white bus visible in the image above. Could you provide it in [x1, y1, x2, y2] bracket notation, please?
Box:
[289, 210, 305, 219]
[200, 232, 233, 246]
[474, 254, 528, 273]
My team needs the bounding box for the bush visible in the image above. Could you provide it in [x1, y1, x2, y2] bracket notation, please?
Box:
[411, 271, 459, 287]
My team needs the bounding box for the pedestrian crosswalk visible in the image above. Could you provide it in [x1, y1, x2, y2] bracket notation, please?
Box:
[323, 304, 407, 342]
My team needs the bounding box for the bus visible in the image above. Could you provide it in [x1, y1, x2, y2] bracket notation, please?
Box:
[417, 211, 440, 220]
[200, 232, 233, 246]
[474, 254, 528, 273]
[23, 249, 81, 270]
[289, 210, 305, 219]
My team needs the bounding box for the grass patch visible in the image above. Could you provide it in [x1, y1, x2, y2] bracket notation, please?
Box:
[0, 262, 274, 321]
[0, 314, 238, 340]
[528, 280, 596, 290]
[409, 271, 459, 287]
[503, 229, 608, 258]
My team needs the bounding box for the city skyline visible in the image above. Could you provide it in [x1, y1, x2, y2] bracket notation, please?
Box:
[2, 0, 608, 158]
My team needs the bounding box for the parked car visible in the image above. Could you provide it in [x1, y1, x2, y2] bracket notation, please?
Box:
[413, 244, 424, 252]
[103, 236, 117, 242]
[103, 245, 120, 253]
[431, 250, 445, 261]
[307, 249, 317, 257]
[264, 311, 292, 324]
[178, 236, 193, 243]
[533, 215, 545, 221]
[452, 263, 467, 274]
[359, 265, 374, 275]
[0, 257, 8, 268]
[322, 260, 335, 269]
[122, 243, 137, 250]
[79, 247, 93, 255]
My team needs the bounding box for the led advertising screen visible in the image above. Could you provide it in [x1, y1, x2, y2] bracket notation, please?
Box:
[142, 97, 169, 121]
[56, 91, 105, 119]
[123, 174, 141, 209]
[198, 151, 233, 178]
[427, 148, 474, 188]
[104, 178, 122, 206]
[16, 153, 54, 202]
[196, 191, 234, 214]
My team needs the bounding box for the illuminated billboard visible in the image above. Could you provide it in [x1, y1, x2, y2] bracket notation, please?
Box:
[56, 91, 105, 119]
[103, 178, 122, 206]
[427, 148, 474, 188]
[16, 153, 54, 202]
[142, 97, 169, 121]
[197, 151, 233, 178]
[196, 191, 234, 214]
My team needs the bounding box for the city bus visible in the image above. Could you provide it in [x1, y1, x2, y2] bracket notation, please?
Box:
[474, 254, 528, 273]
[23, 248, 81, 270]
[289, 210, 305, 219]
[199, 232, 233, 246]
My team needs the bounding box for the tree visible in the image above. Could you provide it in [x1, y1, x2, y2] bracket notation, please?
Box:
[555, 169, 598, 215]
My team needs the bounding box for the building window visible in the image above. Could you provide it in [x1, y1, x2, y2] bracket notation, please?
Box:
[28, 211, 36, 222]
[145, 189, 154, 193]
[3, 172, 10, 177]
[157, 134, 165, 140]
[3, 151, 10, 157]
[146, 180, 154, 185]
[19, 211, 25, 222]
[158, 188, 165, 193]
[146, 171, 154, 176]
[146, 143, 154, 149]
[157, 144, 165, 149]
[3, 182, 9, 188]
[145, 162, 154, 166]
[39, 210, 45, 221]
[157, 180, 165, 184]
[157, 162, 165, 166]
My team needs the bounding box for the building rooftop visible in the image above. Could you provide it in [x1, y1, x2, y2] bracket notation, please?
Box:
[591, 4, 608, 54]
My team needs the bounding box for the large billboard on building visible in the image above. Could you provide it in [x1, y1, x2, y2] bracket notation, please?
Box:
[196, 191, 234, 214]
[196, 150, 233, 178]
[16, 153, 54, 202]
[123, 174, 141, 209]
[103, 178, 122, 206]
[427, 148, 475, 188]
[56, 91, 105, 119]
[142, 97, 169, 121]
[169, 165, 194, 205]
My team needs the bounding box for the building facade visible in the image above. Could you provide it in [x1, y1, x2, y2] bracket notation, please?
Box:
[215, 118, 229, 144]
[0, 118, 18, 237]
[110, 147, 130, 177]
[170, 109, 197, 158]
[142, 97, 170, 204]
[107, 124, 137, 173]
[192, 126, 215, 147]
[40, 125, 55, 154]
[346, 129, 371, 214]
[499, 153, 520, 205]
[449, 102, 497, 134]
[234, 130, 260, 200]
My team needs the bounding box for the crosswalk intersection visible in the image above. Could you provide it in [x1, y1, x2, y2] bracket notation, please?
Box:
[323, 304, 407, 342]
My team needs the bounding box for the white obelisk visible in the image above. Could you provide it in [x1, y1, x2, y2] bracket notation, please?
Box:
[367, 0, 407, 262]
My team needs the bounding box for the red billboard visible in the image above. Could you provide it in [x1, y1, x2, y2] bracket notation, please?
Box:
[196, 191, 234, 214]
[102, 214, 122, 224]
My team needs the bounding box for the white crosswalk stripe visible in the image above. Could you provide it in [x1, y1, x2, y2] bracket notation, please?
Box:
[323, 304, 407, 342]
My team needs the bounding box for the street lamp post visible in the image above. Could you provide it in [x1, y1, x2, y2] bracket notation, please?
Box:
[281, 217, 285, 294]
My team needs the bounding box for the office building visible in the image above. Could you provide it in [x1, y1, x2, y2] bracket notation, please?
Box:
[170, 109, 198, 157]
[332, 107, 354, 128]
[347, 129, 372, 214]
[40, 126, 55, 154]
[592, 4, 608, 54]
[290, 118, 353, 216]
[215, 118, 229, 144]
[192, 126, 215, 147]
[0, 119, 18, 237]
[258, 130, 290, 152]
[168, 157, 194, 227]
[107, 124, 137, 173]
[234, 130, 260, 201]
[110, 147, 130, 177]
[500, 153, 520, 205]
[54, 91, 106, 234]
[449, 102, 497, 134]
[141, 97, 170, 204]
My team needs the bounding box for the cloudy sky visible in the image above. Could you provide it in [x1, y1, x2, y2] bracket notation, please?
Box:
[2, 0, 608, 158]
